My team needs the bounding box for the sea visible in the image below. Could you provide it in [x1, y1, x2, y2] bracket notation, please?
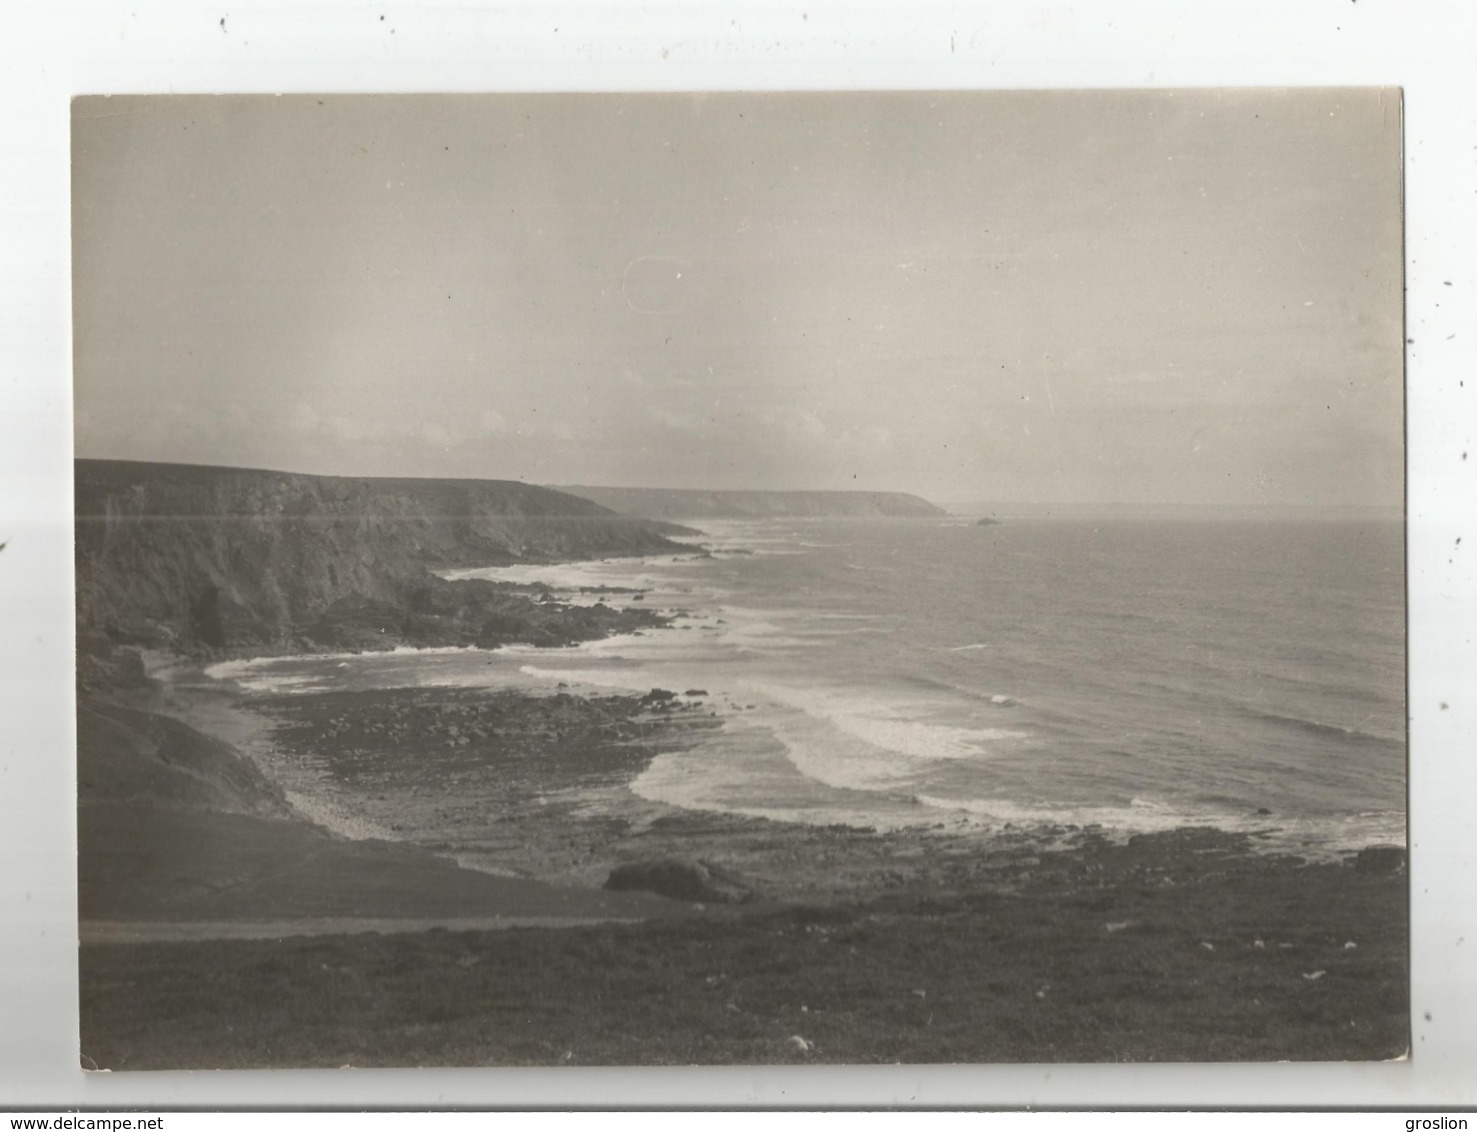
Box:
[206, 516, 1407, 858]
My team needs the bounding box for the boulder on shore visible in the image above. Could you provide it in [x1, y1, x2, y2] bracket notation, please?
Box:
[1351, 845, 1406, 874]
[603, 856, 756, 904]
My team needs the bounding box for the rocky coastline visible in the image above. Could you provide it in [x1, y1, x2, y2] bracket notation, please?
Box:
[75, 458, 692, 654]
[74, 460, 1409, 1068]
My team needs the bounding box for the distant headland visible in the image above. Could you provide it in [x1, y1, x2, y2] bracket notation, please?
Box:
[553, 485, 947, 520]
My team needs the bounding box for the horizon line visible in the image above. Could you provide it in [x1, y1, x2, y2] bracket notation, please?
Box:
[72, 456, 1402, 513]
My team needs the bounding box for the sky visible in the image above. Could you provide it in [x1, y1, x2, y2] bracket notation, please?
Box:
[71, 89, 1404, 507]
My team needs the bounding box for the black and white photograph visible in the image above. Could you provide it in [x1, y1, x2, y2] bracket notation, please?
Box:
[69, 88, 1409, 1070]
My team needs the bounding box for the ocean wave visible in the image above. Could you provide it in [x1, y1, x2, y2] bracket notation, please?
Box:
[202, 656, 268, 681]
[635, 719, 1406, 851]
[441, 554, 708, 597]
[806, 612, 887, 620]
[222, 672, 331, 696]
[203, 646, 494, 694]
[911, 792, 1187, 832]
[725, 682, 1029, 798]
[829, 712, 1025, 760]
[910, 793, 1407, 856]
[1245, 709, 1397, 746]
[895, 673, 1019, 707]
[202, 644, 481, 681]
[517, 664, 676, 694]
[701, 607, 825, 651]
[631, 722, 947, 832]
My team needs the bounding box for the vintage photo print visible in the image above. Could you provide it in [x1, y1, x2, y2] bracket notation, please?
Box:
[71, 89, 1405, 1069]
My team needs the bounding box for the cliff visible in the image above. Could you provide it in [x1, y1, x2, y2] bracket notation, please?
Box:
[75, 460, 689, 653]
[552, 486, 948, 520]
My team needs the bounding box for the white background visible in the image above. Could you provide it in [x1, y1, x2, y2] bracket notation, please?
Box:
[1, 0, 1473, 1111]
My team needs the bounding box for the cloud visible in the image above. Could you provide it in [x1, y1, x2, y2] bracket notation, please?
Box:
[286, 404, 523, 448]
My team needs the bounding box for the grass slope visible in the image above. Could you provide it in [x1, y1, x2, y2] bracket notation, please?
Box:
[77, 693, 679, 926]
[80, 829, 1407, 1068]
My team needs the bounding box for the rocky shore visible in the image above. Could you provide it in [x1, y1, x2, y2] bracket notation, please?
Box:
[79, 660, 1408, 1068]
[248, 683, 723, 882]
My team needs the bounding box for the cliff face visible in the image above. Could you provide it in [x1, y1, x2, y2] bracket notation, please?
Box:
[552, 486, 948, 520]
[76, 460, 688, 651]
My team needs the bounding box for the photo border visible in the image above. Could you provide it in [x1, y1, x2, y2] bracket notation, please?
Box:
[2, 0, 1473, 1110]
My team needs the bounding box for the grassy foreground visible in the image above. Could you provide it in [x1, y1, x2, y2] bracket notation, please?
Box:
[80, 828, 1407, 1068]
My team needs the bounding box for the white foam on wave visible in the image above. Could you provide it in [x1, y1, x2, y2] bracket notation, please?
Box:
[441, 553, 714, 610]
[950, 642, 991, 652]
[830, 711, 1024, 761]
[632, 693, 1399, 851]
[912, 792, 1188, 833]
[710, 606, 837, 651]
[729, 682, 1029, 796]
[518, 664, 669, 694]
[222, 672, 330, 695]
[727, 542, 810, 557]
[576, 622, 734, 663]
[790, 611, 899, 638]
[203, 644, 481, 681]
[630, 720, 924, 831]
[202, 656, 269, 683]
[909, 793, 1408, 858]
